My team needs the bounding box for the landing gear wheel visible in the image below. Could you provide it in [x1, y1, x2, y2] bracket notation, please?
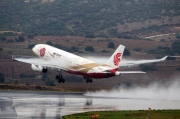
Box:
[61, 79, 65, 83]
[56, 75, 62, 80]
[86, 78, 93, 83]
[56, 75, 64, 83]
[89, 79, 93, 83]
[58, 78, 62, 83]
[56, 75, 60, 80]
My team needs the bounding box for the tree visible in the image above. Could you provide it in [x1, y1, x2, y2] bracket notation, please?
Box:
[69, 46, 79, 52]
[6, 39, 14, 43]
[0, 47, 3, 51]
[85, 46, 94, 52]
[16, 36, 25, 42]
[0, 36, 6, 41]
[0, 73, 5, 83]
[46, 41, 53, 46]
[160, 39, 165, 42]
[172, 41, 180, 54]
[28, 35, 34, 39]
[123, 49, 131, 56]
[28, 44, 36, 49]
[108, 42, 115, 49]
[176, 34, 180, 39]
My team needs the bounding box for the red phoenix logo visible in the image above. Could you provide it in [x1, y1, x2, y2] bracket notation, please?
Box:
[40, 48, 46, 57]
[114, 53, 122, 66]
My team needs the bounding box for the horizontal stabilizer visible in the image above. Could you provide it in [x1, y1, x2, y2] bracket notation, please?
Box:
[115, 71, 146, 75]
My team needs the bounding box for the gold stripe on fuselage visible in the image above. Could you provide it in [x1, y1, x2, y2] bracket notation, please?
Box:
[70, 63, 110, 73]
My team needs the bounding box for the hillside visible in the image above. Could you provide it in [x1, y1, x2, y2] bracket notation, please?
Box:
[0, 0, 180, 91]
[0, 0, 180, 37]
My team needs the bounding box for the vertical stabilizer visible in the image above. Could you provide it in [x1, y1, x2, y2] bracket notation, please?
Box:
[105, 45, 125, 69]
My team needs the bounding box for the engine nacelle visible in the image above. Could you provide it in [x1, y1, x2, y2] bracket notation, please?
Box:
[31, 64, 47, 73]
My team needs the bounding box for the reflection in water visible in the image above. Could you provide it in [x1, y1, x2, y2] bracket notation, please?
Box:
[0, 88, 180, 118]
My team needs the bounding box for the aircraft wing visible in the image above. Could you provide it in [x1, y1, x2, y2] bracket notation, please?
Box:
[13, 56, 69, 71]
[120, 56, 168, 66]
[102, 71, 145, 75]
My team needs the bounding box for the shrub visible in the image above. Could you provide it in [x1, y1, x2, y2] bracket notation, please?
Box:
[160, 39, 165, 42]
[133, 48, 142, 52]
[28, 44, 36, 49]
[0, 36, 6, 41]
[69, 46, 79, 52]
[176, 34, 180, 39]
[6, 39, 14, 43]
[85, 46, 94, 52]
[108, 42, 115, 49]
[28, 35, 34, 39]
[0, 47, 3, 51]
[124, 49, 131, 56]
[172, 41, 180, 54]
[16, 36, 25, 42]
[0, 73, 5, 83]
[101, 49, 109, 53]
[46, 41, 53, 46]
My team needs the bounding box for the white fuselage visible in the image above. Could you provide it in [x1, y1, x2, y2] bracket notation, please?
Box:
[32, 44, 117, 78]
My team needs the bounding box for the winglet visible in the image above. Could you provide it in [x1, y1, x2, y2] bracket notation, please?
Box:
[12, 55, 16, 61]
[161, 56, 168, 61]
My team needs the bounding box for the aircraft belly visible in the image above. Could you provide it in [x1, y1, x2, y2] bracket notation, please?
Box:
[68, 69, 115, 79]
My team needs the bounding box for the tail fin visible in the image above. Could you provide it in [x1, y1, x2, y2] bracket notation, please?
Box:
[105, 45, 125, 68]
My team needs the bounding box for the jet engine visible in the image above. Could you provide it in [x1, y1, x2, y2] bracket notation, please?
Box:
[31, 64, 47, 73]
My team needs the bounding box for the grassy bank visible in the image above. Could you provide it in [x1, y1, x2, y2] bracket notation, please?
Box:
[63, 110, 180, 119]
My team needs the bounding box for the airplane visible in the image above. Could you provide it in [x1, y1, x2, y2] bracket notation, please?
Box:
[13, 44, 168, 83]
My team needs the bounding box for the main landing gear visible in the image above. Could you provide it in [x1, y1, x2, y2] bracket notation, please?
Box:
[56, 70, 65, 83]
[83, 77, 93, 83]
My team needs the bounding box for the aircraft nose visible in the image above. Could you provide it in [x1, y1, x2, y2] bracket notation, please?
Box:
[32, 45, 39, 54]
[32, 45, 37, 52]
